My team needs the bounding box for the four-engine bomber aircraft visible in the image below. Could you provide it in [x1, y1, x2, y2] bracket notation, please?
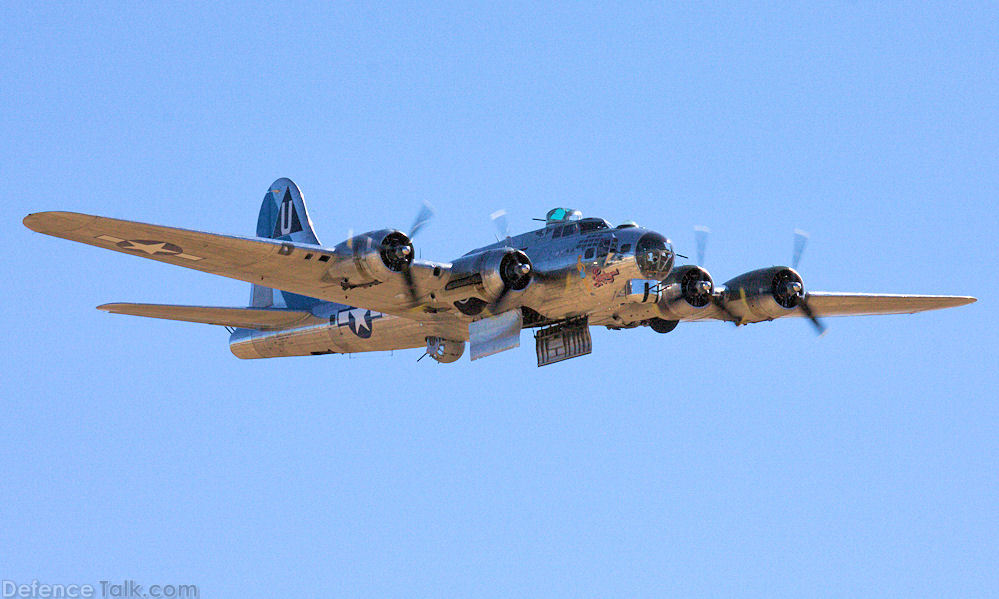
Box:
[24, 178, 975, 366]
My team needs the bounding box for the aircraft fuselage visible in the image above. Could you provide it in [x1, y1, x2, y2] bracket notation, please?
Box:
[229, 221, 670, 359]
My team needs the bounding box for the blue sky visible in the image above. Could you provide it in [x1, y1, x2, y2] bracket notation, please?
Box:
[2, 2, 996, 597]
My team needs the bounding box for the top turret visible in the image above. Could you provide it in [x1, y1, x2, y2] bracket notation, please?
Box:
[545, 207, 583, 225]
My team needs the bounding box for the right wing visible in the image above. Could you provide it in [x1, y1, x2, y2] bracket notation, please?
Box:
[684, 291, 975, 322]
[24, 211, 445, 319]
[801, 292, 976, 317]
[97, 303, 322, 330]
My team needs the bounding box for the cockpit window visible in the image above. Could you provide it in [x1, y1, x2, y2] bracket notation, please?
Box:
[552, 223, 579, 239]
[579, 218, 610, 233]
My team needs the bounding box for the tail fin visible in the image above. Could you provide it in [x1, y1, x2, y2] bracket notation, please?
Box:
[256, 178, 321, 244]
[251, 178, 323, 310]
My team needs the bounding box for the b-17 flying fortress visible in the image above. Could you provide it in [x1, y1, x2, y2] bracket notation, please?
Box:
[24, 178, 976, 366]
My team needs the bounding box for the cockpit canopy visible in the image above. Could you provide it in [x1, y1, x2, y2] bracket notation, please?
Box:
[545, 207, 582, 225]
[545, 208, 612, 234]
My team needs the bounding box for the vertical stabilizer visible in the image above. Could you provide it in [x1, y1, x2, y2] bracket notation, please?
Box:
[251, 178, 323, 309]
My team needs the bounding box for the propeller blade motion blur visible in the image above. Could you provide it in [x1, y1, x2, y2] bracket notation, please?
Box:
[409, 201, 434, 239]
[490, 209, 510, 241]
[694, 225, 710, 266]
[792, 229, 809, 270]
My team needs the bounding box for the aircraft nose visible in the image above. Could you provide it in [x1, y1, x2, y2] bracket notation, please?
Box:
[635, 232, 675, 279]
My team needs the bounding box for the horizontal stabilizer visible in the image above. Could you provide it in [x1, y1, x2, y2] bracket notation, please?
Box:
[97, 303, 321, 330]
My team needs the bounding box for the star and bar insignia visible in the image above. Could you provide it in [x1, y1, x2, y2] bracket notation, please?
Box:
[96, 235, 203, 261]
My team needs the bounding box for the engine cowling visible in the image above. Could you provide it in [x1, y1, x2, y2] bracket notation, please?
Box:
[657, 265, 715, 319]
[721, 266, 805, 322]
[326, 229, 414, 284]
[444, 248, 533, 303]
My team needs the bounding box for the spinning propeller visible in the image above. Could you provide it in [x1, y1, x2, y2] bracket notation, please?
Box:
[692, 225, 742, 323]
[347, 202, 435, 307]
[398, 202, 435, 306]
[789, 229, 825, 335]
[694, 225, 710, 267]
[487, 251, 533, 314]
[490, 209, 510, 241]
[485, 209, 534, 314]
[792, 228, 809, 269]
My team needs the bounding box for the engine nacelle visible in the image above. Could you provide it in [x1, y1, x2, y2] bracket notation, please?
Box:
[444, 248, 533, 303]
[721, 266, 805, 322]
[657, 265, 715, 319]
[425, 337, 464, 363]
[326, 229, 414, 284]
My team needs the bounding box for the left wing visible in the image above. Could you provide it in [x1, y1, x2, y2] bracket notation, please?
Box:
[24, 211, 445, 319]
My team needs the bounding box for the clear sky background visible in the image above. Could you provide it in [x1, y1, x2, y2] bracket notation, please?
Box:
[2, 3, 996, 597]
